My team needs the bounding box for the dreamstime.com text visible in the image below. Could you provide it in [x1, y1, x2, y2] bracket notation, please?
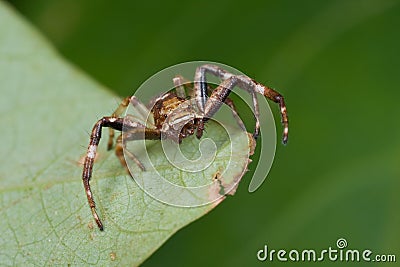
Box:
[257, 238, 396, 263]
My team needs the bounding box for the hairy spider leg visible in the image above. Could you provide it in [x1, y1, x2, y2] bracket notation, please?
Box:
[172, 75, 188, 99]
[114, 114, 160, 171]
[108, 96, 154, 150]
[83, 116, 161, 230]
[107, 97, 130, 150]
[194, 64, 288, 143]
[83, 116, 124, 231]
[193, 65, 260, 138]
[174, 74, 246, 132]
[130, 96, 155, 124]
[115, 117, 147, 171]
[83, 67, 289, 231]
[108, 96, 156, 170]
[203, 80, 247, 132]
[222, 97, 246, 131]
[253, 79, 289, 143]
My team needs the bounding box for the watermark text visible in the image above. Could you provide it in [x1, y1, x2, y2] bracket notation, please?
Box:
[257, 238, 396, 263]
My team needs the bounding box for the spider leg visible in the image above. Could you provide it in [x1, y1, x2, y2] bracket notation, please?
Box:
[117, 125, 161, 170]
[83, 116, 160, 231]
[173, 75, 190, 99]
[108, 96, 154, 150]
[202, 73, 289, 143]
[115, 120, 147, 172]
[204, 82, 247, 132]
[114, 124, 161, 172]
[193, 65, 242, 138]
[130, 96, 154, 124]
[194, 64, 288, 143]
[223, 97, 246, 131]
[83, 116, 124, 231]
[250, 90, 261, 138]
[107, 97, 130, 150]
[253, 79, 289, 142]
[193, 64, 236, 111]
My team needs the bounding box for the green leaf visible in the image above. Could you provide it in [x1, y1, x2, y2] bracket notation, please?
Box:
[0, 2, 254, 266]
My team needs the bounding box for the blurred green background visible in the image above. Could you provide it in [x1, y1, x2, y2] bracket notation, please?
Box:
[6, 0, 399, 266]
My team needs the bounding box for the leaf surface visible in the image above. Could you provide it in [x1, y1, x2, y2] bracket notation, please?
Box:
[0, 3, 253, 266]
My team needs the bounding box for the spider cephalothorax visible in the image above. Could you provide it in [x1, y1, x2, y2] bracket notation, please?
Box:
[151, 92, 198, 142]
[82, 64, 289, 230]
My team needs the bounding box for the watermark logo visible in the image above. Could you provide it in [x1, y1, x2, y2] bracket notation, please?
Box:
[257, 238, 396, 263]
[121, 61, 278, 206]
[336, 238, 347, 249]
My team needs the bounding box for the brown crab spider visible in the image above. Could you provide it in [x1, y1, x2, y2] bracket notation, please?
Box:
[82, 64, 289, 230]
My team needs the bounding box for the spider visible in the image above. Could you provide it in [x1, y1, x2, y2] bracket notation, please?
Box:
[82, 64, 289, 230]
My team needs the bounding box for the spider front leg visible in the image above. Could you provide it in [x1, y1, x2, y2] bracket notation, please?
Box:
[202, 73, 289, 143]
[82, 116, 160, 231]
[108, 96, 153, 150]
[82, 116, 124, 231]
[173, 75, 189, 99]
[254, 81, 289, 143]
[107, 97, 130, 150]
[194, 64, 289, 143]
[174, 74, 246, 134]
[193, 65, 261, 138]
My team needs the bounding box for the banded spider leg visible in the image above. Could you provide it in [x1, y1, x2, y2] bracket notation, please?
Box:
[193, 64, 289, 143]
[173, 74, 246, 132]
[82, 97, 159, 230]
